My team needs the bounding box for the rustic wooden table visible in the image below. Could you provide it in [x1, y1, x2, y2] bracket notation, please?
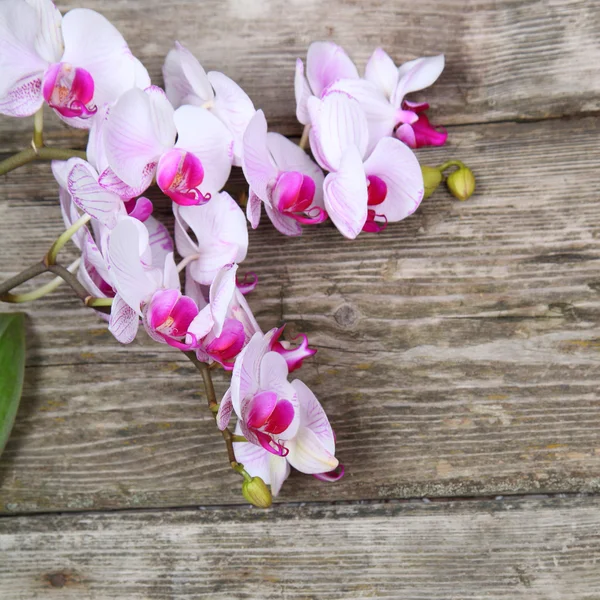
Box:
[1, 0, 600, 598]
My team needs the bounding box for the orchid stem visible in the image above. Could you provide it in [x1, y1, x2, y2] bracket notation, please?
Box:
[176, 254, 200, 273]
[437, 160, 466, 174]
[299, 124, 310, 151]
[1, 258, 80, 303]
[45, 213, 91, 265]
[33, 108, 44, 150]
[231, 435, 248, 443]
[85, 297, 114, 307]
[183, 351, 243, 471]
[0, 147, 87, 177]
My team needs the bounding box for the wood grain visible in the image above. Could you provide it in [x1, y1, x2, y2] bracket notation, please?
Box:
[1, 497, 600, 599]
[1, 117, 599, 512]
[2, 0, 600, 150]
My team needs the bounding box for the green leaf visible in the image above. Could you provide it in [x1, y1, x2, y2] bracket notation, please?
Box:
[0, 313, 26, 457]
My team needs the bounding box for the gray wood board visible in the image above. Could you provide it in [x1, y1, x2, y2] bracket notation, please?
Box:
[1, 497, 600, 599]
[1, 0, 600, 149]
[0, 117, 599, 512]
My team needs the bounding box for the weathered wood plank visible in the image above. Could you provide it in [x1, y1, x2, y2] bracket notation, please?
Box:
[0, 117, 599, 512]
[1, 497, 600, 599]
[1, 0, 600, 150]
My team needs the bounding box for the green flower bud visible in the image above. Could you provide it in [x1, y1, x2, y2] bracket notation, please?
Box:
[421, 166, 443, 200]
[446, 166, 476, 201]
[242, 476, 272, 508]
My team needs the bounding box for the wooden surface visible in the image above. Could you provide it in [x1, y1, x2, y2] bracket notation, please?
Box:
[1, 0, 600, 597]
[2, 497, 600, 599]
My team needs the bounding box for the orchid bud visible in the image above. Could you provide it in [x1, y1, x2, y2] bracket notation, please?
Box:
[242, 476, 273, 508]
[421, 166, 443, 200]
[446, 166, 476, 201]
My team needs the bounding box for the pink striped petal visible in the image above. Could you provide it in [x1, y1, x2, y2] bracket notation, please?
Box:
[246, 189, 262, 229]
[217, 388, 234, 430]
[108, 292, 140, 344]
[307, 92, 368, 172]
[67, 159, 124, 228]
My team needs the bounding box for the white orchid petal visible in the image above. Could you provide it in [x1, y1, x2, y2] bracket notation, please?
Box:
[365, 47, 398, 98]
[104, 88, 172, 190]
[307, 92, 368, 172]
[174, 104, 233, 193]
[208, 71, 255, 167]
[177, 192, 248, 286]
[363, 137, 424, 222]
[246, 189, 262, 229]
[163, 41, 213, 108]
[292, 379, 335, 454]
[144, 215, 175, 271]
[323, 146, 368, 239]
[241, 110, 278, 201]
[208, 263, 238, 337]
[286, 426, 339, 474]
[306, 41, 359, 97]
[294, 58, 311, 125]
[393, 54, 445, 106]
[108, 216, 157, 315]
[264, 203, 302, 237]
[61, 9, 145, 111]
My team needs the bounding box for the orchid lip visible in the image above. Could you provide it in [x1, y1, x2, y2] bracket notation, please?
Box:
[43, 62, 98, 119]
[157, 149, 211, 206]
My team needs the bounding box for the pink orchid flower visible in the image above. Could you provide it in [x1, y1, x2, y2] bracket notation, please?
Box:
[107, 216, 199, 348]
[163, 42, 256, 167]
[308, 91, 424, 238]
[0, 1, 149, 127]
[242, 110, 326, 236]
[221, 332, 339, 489]
[174, 192, 248, 286]
[185, 263, 261, 370]
[328, 51, 445, 151]
[103, 86, 234, 203]
[294, 41, 359, 126]
[216, 329, 300, 456]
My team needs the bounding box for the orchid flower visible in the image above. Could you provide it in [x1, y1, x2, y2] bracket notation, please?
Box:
[174, 192, 248, 286]
[163, 42, 256, 166]
[294, 41, 359, 126]
[0, 1, 149, 127]
[308, 91, 424, 238]
[103, 85, 234, 204]
[242, 110, 326, 236]
[107, 216, 200, 348]
[216, 329, 300, 455]
[223, 331, 340, 490]
[327, 50, 445, 151]
[185, 263, 261, 370]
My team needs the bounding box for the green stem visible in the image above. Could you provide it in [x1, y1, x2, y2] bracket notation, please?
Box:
[183, 351, 239, 467]
[299, 124, 310, 151]
[33, 108, 44, 149]
[437, 160, 466, 173]
[231, 435, 248, 443]
[2, 258, 80, 303]
[0, 147, 87, 177]
[45, 213, 91, 265]
[85, 297, 114, 307]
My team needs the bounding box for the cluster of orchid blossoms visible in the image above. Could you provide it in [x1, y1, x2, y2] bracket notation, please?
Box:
[0, 1, 475, 507]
